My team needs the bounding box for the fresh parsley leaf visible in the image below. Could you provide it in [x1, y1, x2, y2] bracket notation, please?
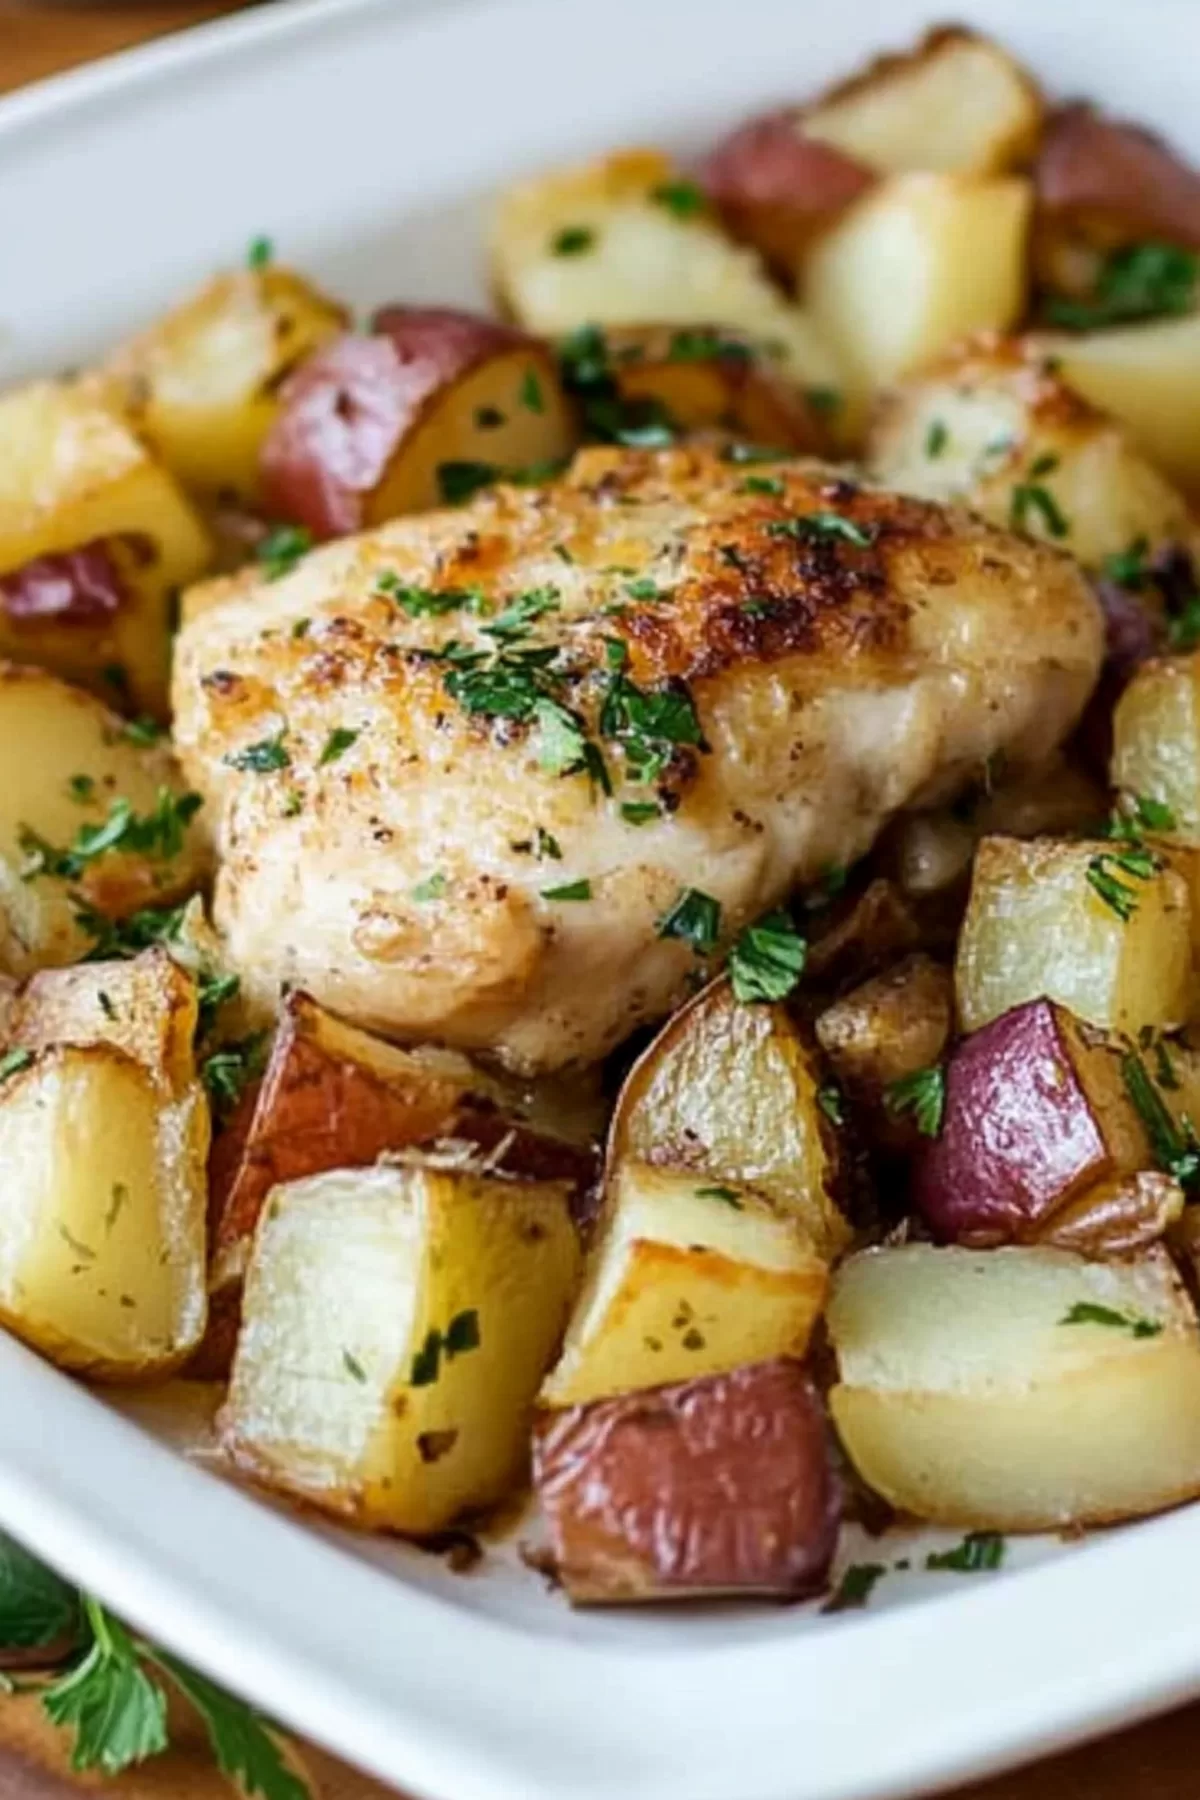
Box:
[410, 1311, 481, 1386]
[0, 1048, 33, 1083]
[541, 878, 592, 901]
[437, 460, 499, 504]
[739, 475, 784, 497]
[74, 899, 190, 962]
[651, 180, 707, 218]
[247, 235, 274, 271]
[667, 328, 749, 363]
[317, 726, 359, 767]
[1086, 846, 1160, 921]
[0, 1531, 80, 1651]
[1117, 793, 1178, 836]
[817, 1084, 846, 1127]
[767, 512, 874, 548]
[551, 226, 594, 256]
[599, 672, 705, 782]
[444, 1309, 481, 1355]
[1060, 1300, 1163, 1339]
[411, 873, 447, 902]
[483, 586, 560, 642]
[620, 800, 661, 825]
[201, 1033, 268, 1116]
[728, 910, 806, 1003]
[925, 1532, 1006, 1573]
[256, 525, 312, 581]
[19, 790, 202, 881]
[66, 774, 96, 805]
[196, 971, 240, 1036]
[1043, 243, 1198, 330]
[375, 576, 481, 617]
[884, 1065, 945, 1136]
[1120, 1049, 1200, 1189]
[226, 730, 290, 774]
[123, 716, 166, 747]
[925, 419, 948, 458]
[624, 577, 665, 601]
[823, 1563, 886, 1613]
[1103, 536, 1151, 588]
[143, 1651, 310, 1800]
[44, 1598, 168, 1776]
[519, 369, 544, 414]
[657, 887, 722, 954]
[695, 1184, 742, 1208]
[1010, 478, 1068, 540]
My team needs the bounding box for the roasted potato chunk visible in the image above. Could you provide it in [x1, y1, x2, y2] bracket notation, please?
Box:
[534, 1358, 840, 1603]
[956, 836, 1192, 1038]
[801, 26, 1042, 177]
[0, 664, 209, 977]
[0, 948, 208, 1380]
[540, 1163, 827, 1408]
[609, 975, 849, 1259]
[0, 381, 212, 715]
[700, 113, 874, 274]
[829, 1244, 1200, 1530]
[815, 954, 953, 1153]
[1113, 652, 1200, 843]
[100, 267, 348, 505]
[867, 334, 1198, 573]
[260, 307, 576, 538]
[804, 174, 1031, 407]
[221, 1162, 580, 1534]
[490, 149, 842, 393]
[211, 989, 594, 1292]
[912, 999, 1160, 1246]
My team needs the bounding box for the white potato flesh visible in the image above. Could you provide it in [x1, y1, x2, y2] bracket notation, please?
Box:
[1113, 654, 1200, 845]
[540, 1163, 827, 1408]
[829, 1244, 1200, 1529]
[804, 173, 1031, 404]
[222, 1163, 580, 1534]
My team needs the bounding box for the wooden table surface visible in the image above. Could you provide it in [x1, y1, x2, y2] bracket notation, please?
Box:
[1, 6, 1198, 1797]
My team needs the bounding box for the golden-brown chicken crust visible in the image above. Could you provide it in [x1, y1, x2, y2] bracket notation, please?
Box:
[173, 446, 1102, 1072]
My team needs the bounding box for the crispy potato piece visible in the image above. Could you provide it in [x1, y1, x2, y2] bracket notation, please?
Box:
[805, 876, 922, 987]
[815, 954, 952, 1152]
[1034, 104, 1200, 298]
[956, 835, 1192, 1038]
[0, 664, 210, 977]
[609, 975, 849, 1259]
[912, 999, 1153, 1245]
[585, 324, 829, 452]
[0, 382, 212, 715]
[211, 988, 595, 1291]
[1030, 316, 1200, 499]
[260, 307, 577, 538]
[802, 26, 1042, 177]
[539, 1163, 827, 1408]
[490, 149, 842, 394]
[1113, 652, 1200, 843]
[867, 333, 1198, 572]
[221, 1162, 580, 1534]
[0, 947, 208, 1379]
[100, 268, 349, 505]
[829, 1243, 1200, 1529]
[534, 1358, 840, 1603]
[700, 113, 875, 274]
[804, 174, 1031, 406]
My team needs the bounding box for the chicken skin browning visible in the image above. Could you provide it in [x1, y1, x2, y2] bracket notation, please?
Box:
[172, 446, 1102, 1072]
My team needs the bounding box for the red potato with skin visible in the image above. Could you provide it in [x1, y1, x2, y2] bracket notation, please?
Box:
[0, 540, 130, 626]
[259, 306, 577, 537]
[699, 113, 876, 275]
[1036, 103, 1200, 280]
[912, 999, 1158, 1249]
[534, 1358, 841, 1603]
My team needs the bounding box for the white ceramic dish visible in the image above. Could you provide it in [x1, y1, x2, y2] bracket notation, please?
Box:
[4, 0, 1200, 1794]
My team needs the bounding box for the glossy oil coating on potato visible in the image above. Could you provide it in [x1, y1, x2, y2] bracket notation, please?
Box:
[173, 445, 1102, 1073]
[534, 1357, 840, 1602]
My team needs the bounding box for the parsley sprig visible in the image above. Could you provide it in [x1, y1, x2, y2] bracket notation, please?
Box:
[1121, 1049, 1200, 1190]
[1060, 1299, 1163, 1339]
[1043, 243, 1198, 331]
[1086, 845, 1161, 921]
[884, 1065, 945, 1136]
[19, 790, 201, 883]
[727, 910, 807, 1003]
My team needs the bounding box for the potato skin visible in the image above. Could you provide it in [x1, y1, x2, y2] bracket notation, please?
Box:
[1036, 103, 1200, 264]
[0, 540, 128, 627]
[700, 111, 875, 274]
[533, 1358, 840, 1604]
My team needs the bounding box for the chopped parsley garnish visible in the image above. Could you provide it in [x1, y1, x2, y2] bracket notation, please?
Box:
[225, 729, 290, 774]
[412, 873, 447, 902]
[1010, 461, 1068, 540]
[805, 386, 841, 417]
[551, 226, 595, 256]
[817, 1084, 846, 1127]
[66, 774, 96, 805]
[1086, 845, 1160, 921]
[534, 826, 562, 860]
[1060, 1300, 1163, 1339]
[342, 1350, 367, 1382]
[558, 324, 679, 448]
[925, 1532, 1006, 1573]
[74, 899, 190, 962]
[410, 1310, 481, 1386]
[625, 577, 665, 601]
[201, 1033, 268, 1116]
[657, 887, 721, 954]
[483, 586, 561, 642]
[767, 512, 874, 548]
[1112, 793, 1177, 837]
[196, 971, 239, 1036]
[520, 369, 544, 414]
[667, 328, 749, 363]
[19, 790, 202, 882]
[823, 1563, 886, 1613]
[318, 726, 359, 766]
[541, 878, 592, 901]
[256, 525, 313, 581]
[1120, 1049, 1200, 1189]
[884, 1065, 945, 1137]
[0, 1048, 33, 1083]
[620, 800, 661, 825]
[739, 475, 784, 497]
[695, 1184, 743, 1207]
[474, 405, 505, 430]
[728, 910, 806, 1003]
[1043, 243, 1198, 331]
[437, 460, 500, 504]
[123, 716, 166, 747]
[1102, 536, 1151, 588]
[246, 235, 274, 270]
[651, 179, 707, 218]
[375, 575, 482, 617]
[599, 669, 705, 783]
[925, 419, 948, 458]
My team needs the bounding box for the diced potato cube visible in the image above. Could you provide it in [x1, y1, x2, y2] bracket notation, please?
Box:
[221, 1163, 580, 1534]
[101, 268, 348, 505]
[609, 975, 849, 1259]
[814, 953, 952, 1147]
[0, 664, 210, 977]
[6, 945, 198, 1095]
[804, 174, 1031, 404]
[829, 1244, 1200, 1529]
[490, 148, 842, 393]
[540, 1163, 826, 1408]
[956, 835, 1192, 1037]
[0, 382, 213, 714]
[801, 26, 1043, 176]
[1113, 653, 1200, 844]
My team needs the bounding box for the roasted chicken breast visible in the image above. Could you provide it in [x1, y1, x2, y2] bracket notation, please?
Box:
[172, 446, 1102, 1072]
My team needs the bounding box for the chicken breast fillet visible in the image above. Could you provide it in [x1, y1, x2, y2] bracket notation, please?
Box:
[172, 446, 1102, 1073]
